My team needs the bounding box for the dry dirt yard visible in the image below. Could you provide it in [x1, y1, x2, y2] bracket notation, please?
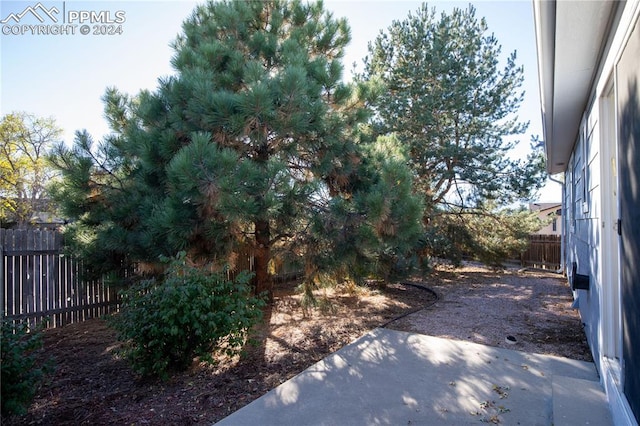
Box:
[390, 263, 592, 361]
[4, 263, 591, 425]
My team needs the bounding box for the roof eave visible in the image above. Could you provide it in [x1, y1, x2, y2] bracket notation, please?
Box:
[533, 0, 617, 175]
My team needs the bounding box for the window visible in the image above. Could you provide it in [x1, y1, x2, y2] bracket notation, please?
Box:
[582, 114, 595, 214]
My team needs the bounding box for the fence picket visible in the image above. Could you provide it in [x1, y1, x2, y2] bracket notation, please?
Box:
[1, 229, 120, 329]
[5, 230, 16, 321]
[34, 230, 43, 324]
[519, 234, 562, 270]
[0, 237, 3, 317]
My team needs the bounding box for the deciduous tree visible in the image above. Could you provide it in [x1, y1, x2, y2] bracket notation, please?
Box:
[0, 112, 62, 226]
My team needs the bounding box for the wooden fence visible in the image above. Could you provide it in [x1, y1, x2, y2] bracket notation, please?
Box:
[1, 228, 119, 328]
[1, 229, 302, 330]
[519, 234, 562, 270]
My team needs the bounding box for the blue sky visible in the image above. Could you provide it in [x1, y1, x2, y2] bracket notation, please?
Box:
[0, 0, 560, 201]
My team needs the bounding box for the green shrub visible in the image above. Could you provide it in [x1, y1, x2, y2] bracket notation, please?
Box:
[1, 320, 51, 416]
[110, 253, 264, 379]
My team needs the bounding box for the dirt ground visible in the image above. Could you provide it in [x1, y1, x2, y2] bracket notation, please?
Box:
[3, 263, 591, 425]
[390, 263, 592, 361]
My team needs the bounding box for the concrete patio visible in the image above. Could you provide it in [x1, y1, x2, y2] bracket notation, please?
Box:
[215, 329, 612, 425]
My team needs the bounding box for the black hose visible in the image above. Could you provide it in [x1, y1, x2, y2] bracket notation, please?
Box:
[381, 281, 439, 328]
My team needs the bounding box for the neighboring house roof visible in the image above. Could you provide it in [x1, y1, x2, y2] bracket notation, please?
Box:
[530, 202, 561, 212]
[533, 0, 619, 174]
[530, 202, 562, 218]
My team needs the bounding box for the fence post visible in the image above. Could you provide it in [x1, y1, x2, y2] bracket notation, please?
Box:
[1, 229, 4, 318]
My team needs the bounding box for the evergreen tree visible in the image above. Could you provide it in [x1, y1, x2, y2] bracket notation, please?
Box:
[362, 3, 545, 210]
[50, 0, 423, 296]
[304, 133, 424, 289]
[360, 3, 545, 264]
[424, 202, 543, 266]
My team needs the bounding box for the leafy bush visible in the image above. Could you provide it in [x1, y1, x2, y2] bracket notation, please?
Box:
[1, 320, 51, 416]
[110, 253, 264, 379]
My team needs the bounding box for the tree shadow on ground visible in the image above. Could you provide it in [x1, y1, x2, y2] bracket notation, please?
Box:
[4, 279, 433, 425]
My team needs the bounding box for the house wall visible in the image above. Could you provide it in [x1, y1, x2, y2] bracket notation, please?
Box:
[535, 219, 558, 235]
[561, 3, 640, 424]
[532, 206, 562, 235]
[564, 108, 602, 364]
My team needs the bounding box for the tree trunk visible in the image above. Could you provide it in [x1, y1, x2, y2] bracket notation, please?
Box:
[253, 219, 273, 300]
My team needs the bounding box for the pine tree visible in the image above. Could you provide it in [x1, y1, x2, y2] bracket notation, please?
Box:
[50, 0, 424, 296]
[362, 4, 545, 210]
[360, 3, 545, 264]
